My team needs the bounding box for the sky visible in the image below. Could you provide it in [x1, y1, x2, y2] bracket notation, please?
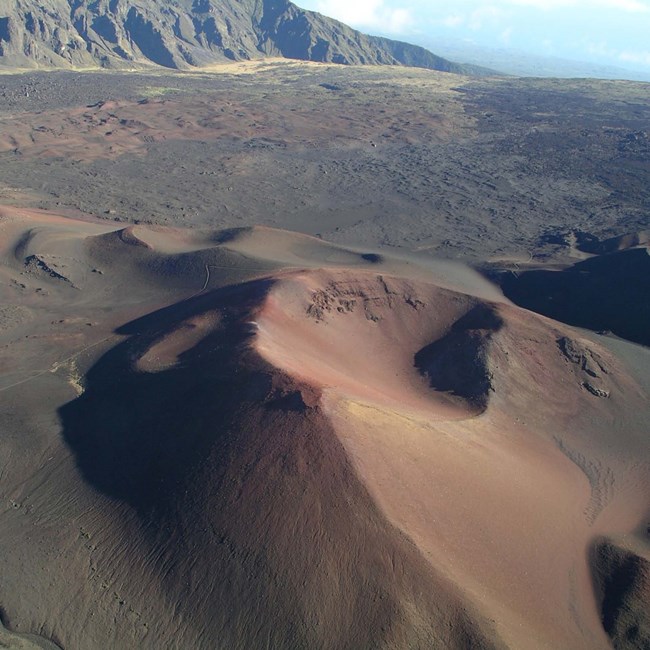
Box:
[297, 0, 650, 74]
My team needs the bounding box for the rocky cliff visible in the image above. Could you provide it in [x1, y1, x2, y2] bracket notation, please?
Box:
[0, 0, 486, 73]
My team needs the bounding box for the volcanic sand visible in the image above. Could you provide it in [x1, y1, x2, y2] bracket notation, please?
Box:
[254, 267, 649, 650]
[0, 205, 648, 649]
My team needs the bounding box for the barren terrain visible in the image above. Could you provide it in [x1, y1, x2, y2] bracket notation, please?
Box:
[0, 61, 648, 649]
[0, 63, 648, 262]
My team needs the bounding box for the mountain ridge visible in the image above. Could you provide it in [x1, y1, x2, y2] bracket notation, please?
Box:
[0, 0, 489, 74]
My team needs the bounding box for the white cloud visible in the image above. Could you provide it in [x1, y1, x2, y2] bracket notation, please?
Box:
[468, 5, 505, 30]
[584, 41, 650, 69]
[506, 0, 649, 11]
[597, 0, 649, 8]
[499, 26, 514, 43]
[387, 8, 413, 32]
[314, 0, 414, 33]
[311, 0, 650, 38]
[442, 14, 465, 27]
[619, 50, 650, 66]
[304, 0, 650, 72]
[541, 38, 555, 52]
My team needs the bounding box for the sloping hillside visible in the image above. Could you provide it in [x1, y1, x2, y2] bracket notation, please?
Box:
[0, 0, 487, 73]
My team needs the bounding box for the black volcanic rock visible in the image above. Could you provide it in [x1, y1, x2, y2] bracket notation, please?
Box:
[0, 0, 487, 74]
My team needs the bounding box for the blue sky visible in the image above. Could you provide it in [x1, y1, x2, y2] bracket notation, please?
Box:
[298, 0, 650, 74]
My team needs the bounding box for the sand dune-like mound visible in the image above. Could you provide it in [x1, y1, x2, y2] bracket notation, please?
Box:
[255, 268, 641, 418]
[0, 210, 648, 649]
[42, 266, 649, 649]
[255, 270, 481, 418]
[54, 276, 501, 650]
[253, 268, 649, 649]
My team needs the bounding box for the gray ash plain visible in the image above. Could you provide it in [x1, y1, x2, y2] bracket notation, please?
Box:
[0, 64, 648, 265]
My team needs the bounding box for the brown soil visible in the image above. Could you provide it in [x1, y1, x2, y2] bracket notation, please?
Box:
[0, 63, 648, 649]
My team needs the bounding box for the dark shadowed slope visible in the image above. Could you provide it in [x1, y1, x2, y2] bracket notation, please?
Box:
[591, 533, 650, 649]
[495, 248, 650, 347]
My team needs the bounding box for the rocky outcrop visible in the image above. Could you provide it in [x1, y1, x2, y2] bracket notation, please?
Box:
[0, 0, 487, 73]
